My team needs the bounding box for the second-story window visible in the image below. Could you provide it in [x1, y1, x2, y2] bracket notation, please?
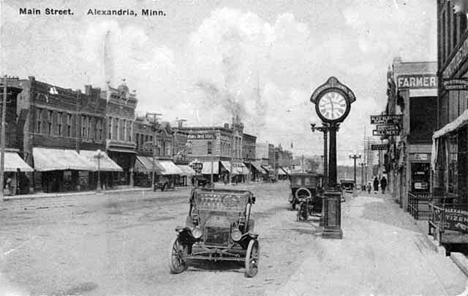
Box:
[36, 108, 42, 133]
[57, 112, 62, 136]
[207, 141, 212, 155]
[48, 110, 53, 135]
[108, 117, 112, 139]
[82, 116, 86, 138]
[67, 114, 72, 137]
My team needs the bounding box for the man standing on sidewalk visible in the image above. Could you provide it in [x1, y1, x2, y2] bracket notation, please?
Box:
[380, 176, 387, 194]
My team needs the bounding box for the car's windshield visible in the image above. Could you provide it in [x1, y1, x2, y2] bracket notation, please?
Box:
[193, 190, 251, 212]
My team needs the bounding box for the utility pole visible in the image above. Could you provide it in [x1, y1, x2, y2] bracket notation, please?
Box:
[349, 152, 362, 190]
[0, 76, 7, 200]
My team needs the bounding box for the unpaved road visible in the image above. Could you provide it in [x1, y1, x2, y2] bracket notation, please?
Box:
[1, 182, 319, 296]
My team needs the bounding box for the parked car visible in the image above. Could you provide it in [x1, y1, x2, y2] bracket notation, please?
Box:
[169, 187, 259, 277]
[154, 176, 171, 191]
[340, 179, 355, 193]
[289, 173, 324, 215]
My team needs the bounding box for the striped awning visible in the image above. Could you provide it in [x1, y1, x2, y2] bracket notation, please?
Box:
[135, 156, 164, 173]
[177, 165, 196, 176]
[33, 148, 92, 171]
[2, 152, 33, 172]
[158, 160, 184, 175]
[79, 150, 123, 172]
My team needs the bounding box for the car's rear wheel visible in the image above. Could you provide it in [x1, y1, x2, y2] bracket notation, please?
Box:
[245, 239, 259, 277]
[169, 237, 188, 274]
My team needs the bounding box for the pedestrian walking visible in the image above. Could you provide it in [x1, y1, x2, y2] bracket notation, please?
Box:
[380, 176, 387, 194]
[373, 176, 379, 193]
[366, 182, 372, 194]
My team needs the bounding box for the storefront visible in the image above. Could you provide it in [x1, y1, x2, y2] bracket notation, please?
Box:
[32, 147, 93, 193]
[79, 150, 123, 190]
[134, 155, 164, 187]
[2, 151, 34, 195]
[431, 110, 468, 200]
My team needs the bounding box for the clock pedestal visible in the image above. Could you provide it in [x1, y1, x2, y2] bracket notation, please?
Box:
[322, 123, 343, 239]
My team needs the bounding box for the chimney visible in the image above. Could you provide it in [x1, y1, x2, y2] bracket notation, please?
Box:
[178, 120, 183, 128]
[224, 123, 229, 129]
[85, 85, 92, 95]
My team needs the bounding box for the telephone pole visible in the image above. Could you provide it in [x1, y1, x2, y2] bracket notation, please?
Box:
[0, 76, 7, 200]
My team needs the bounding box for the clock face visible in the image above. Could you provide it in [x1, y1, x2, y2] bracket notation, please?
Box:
[317, 91, 349, 121]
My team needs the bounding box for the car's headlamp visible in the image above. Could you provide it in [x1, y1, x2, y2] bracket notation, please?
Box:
[192, 227, 203, 239]
[231, 228, 242, 241]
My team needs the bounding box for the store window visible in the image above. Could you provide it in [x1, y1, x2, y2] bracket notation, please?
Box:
[411, 163, 430, 192]
[207, 141, 212, 155]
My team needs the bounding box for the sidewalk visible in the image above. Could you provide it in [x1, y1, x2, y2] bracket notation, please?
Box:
[272, 191, 468, 296]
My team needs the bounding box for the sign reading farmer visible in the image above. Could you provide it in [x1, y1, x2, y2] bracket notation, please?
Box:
[187, 133, 215, 140]
[396, 74, 437, 89]
[444, 208, 468, 233]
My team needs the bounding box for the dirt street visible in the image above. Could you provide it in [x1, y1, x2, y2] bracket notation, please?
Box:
[1, 182, 317, 296]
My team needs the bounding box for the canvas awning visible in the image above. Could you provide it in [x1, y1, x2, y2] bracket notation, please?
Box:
[158, 160, 184, 175]
[234, 162, 249, 175]
[33, 148, 92, 171]
[79, 150, 123, 172]
[3, 152, 33, 172]
[177, 165, 196, 176]
[431, 109, 468, 170]
[134, 156, 164, 173]
[277, 168, 287, 175]
[201, 161, 219, 174]
[250, 161, 266, 174]
[220, 161, 232, 172]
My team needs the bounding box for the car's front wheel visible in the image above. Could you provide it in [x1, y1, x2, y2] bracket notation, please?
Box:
[169, 237, 188, 274]
[245, 239, 259, 277]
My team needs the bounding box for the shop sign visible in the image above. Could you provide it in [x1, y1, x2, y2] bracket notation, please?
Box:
[376, 124, 400, 132]
[187, 133, 215, 140]
[410, 153, 429, 161]
[371, 144, 388, 150]
[373, 130, 399, 136]
[443, 37, 468, 78]
[444, 208, 468, 233]
[370, 115, 403, 125]
[396, 74, 437, 89]
[443, 78, 468, 90]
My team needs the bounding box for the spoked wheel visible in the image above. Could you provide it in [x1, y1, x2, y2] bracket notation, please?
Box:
[169, 236, 189, 274]
[245, 239, 259, 277]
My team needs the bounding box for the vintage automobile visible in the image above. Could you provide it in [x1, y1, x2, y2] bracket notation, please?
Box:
[289, 173, 324, 215]
[340, 179, 355, 193]
[154, 176, 172, 191]
[169, 187, 259, 277]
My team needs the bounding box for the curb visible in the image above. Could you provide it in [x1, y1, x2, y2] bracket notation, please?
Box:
[414, 218, 468, 278]
[1, 187, 155, 202]
[451, 252, 468, 277]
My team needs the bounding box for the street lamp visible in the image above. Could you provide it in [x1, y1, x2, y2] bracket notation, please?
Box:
[359, 161, 367, 190]
[349, 152, 361, 192]
[310, 119, 330, 187]
[94, 149, 104, 193]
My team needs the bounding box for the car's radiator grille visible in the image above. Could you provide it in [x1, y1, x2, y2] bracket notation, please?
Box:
[204, 227, 230, 246]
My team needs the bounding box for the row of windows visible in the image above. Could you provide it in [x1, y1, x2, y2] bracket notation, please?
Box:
[440, 3, 468, 65]
[135, 133, 153, 151]
[108, 116, 132, 142]
[36, 108, 73, 138]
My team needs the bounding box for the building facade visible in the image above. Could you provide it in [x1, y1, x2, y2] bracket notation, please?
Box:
[385, 58, 438, 210]
[432, 1, 468, 200]
[105, 82, 137, 186]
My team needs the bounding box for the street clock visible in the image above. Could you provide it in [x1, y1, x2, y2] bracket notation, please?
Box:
[310, 77, 355, 123]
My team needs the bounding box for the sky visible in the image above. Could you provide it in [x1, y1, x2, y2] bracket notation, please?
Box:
[1, 0, 437, 165]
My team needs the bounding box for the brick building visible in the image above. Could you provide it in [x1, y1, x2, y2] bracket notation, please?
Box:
[104, 81, 137, 186]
